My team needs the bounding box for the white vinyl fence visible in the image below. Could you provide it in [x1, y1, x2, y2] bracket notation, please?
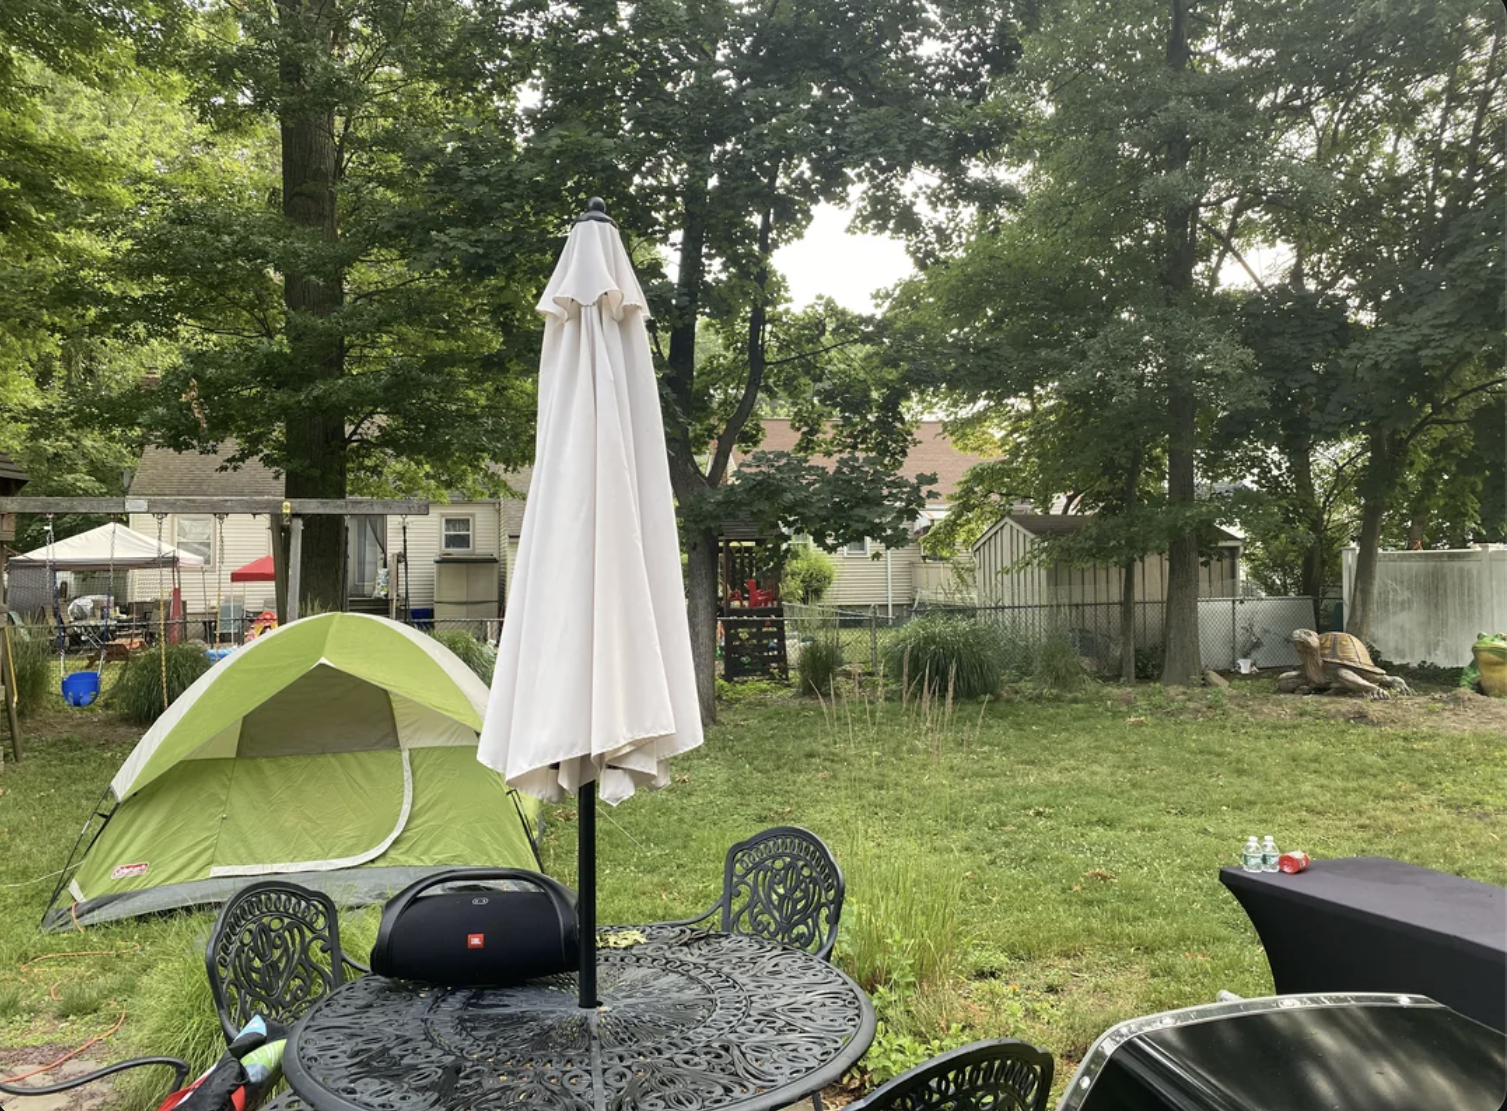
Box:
[1343, 546, 1507, 666]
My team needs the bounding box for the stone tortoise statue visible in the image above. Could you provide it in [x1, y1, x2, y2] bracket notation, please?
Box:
[1277, 629, 1412, 699]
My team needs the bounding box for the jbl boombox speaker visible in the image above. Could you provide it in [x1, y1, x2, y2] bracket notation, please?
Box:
[370, 868, 579, 986]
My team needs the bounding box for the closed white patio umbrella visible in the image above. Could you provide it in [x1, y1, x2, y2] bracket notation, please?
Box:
[478, 198, 703, 1007]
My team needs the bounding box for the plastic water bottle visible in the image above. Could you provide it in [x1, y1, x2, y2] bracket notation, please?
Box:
[1262, 835, 1280, 872]
[1242, 836, 1263, 872]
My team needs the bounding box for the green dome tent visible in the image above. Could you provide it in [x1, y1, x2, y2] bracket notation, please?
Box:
[45, 613, 540, 930]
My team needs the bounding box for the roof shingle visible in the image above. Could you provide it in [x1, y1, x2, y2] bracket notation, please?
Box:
[131, 445, 282, 497]
[0, 450, 28, 486]
[736, 420, 994, 501]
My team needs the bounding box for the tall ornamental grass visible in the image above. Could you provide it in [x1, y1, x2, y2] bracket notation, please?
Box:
[113, 644, 212, 724]
[882, 616, 1006, 700]
[430, 628, 496, 683]
[5, 623, 55, 717]
[796, 635, 844, 696]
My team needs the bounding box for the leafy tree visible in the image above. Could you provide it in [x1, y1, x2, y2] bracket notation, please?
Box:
[890, 0, 1281, 683]
[1227, 0, 1505, 643]
[115, 0, 555, 612]
[523, 0, 1028, 721]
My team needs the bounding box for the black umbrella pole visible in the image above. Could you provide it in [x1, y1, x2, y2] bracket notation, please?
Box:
[578, 779, 598, 1008]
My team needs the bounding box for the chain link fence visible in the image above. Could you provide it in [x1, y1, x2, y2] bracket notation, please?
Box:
[771, 596, 1316, 683]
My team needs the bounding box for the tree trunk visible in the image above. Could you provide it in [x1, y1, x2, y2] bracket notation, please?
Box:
[683, 526, 720, 726]
[1347, 434, 1398, 646]
[278, 0, 346, 615]
[1119, 556, 1138, 683]
[1348, 496, 1386, 645]
[1162, 381, 1202, 684]
[1119, 447, 1142, 683]
[664, 173, 716, 724]
[1159, 0, 1202, 686]
[1284, 436, 1327, 625]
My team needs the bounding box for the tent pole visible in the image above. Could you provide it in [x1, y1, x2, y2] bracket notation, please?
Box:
[578, 779, 597, 1008]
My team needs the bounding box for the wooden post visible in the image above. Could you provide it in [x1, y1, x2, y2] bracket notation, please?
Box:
[287, 518, 304, 622]
[1, 547, 21, 764]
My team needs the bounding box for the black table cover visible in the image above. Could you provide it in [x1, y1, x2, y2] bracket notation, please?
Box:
[283, 925, 875, 1111]
[1220, 856, 1507, 1032]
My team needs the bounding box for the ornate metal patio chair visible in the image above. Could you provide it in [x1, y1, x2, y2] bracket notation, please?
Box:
[846, 1040, 1055, 1111]
[206, 880, 368, 1043]
[0, 1056, 190, 1104]
[671, 826, 845, 960]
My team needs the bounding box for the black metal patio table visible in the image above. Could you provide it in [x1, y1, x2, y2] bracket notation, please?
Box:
[283, 925, 876, 1111]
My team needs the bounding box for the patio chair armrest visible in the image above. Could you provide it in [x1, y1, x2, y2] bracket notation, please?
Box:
[660, 903, 722, 929]
[342, 954, 371, 976]
[0, 1056, 191, 1098]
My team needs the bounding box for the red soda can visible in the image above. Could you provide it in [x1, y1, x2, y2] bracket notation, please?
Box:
[1278, 851, 1310, 874]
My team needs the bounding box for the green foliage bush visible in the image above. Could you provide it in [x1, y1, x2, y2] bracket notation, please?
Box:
[113, 644, 212, 725]
[430, 629, 496, 684]
[6, 624, 54, 718]
[796, 636, 844, 696]
[1034, 638, 1089, 693]
[781, 545, 836, 604]
[882, 616, 1006, 700]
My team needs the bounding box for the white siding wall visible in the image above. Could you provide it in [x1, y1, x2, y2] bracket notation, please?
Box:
[127, 513, 274, 616]
[826, 544, 917, 613]
[1343, 546, 1507, 666]
[384, 503, 505, 610]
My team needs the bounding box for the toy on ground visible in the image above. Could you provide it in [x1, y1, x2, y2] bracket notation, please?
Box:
[1276, 629, 1412, 699]
[1460, 631, 1506, 698]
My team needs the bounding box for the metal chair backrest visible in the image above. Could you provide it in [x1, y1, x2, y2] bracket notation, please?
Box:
[720, 826, 844, 959]
[846, 1040, 1055, 1111]
[206, 880, 347, 1042]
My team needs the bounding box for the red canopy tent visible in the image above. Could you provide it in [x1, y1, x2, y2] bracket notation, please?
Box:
[230, 556, 275, 583]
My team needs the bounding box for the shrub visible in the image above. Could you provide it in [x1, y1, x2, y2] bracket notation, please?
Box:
[796, 635, 844, 696]
[881, 617, 1005, 700]
[430, 629, 495, 684]
[1034, 637, 1089, 693]
[5, 624, 54, 718]
[781, 545, 836, 604]
[1135, 644, 1164, 681]
[113, 644, 212, 725]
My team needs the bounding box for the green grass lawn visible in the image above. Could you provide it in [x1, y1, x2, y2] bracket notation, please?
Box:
[0, 681, 1502, 1103]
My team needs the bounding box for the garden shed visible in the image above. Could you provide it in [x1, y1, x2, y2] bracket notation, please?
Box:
[972, 514, 1243, 607]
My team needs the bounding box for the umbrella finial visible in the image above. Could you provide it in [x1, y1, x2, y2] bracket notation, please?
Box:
[577, 197, 616, 226]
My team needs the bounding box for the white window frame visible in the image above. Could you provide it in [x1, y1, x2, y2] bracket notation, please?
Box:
[843, 537, 870, 557]
[175, 515, 214, 566]
[441, 514, 475, 555]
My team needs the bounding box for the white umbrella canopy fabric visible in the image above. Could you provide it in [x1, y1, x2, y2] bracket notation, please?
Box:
[479, 204, 703, 806]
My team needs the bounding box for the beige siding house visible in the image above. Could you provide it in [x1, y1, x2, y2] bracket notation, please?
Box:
[127, 448, 281, 619]
[734, 420, 993, 613]
[128, 447, 531, 628]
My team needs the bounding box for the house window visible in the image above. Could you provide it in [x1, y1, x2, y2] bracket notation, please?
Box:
[844, 538, 869, 557]
[176, 515, 213, 565]
[442, 515, 474, 554]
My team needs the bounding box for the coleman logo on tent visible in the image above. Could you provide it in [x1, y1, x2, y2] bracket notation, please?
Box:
[467, 934, 485, 949]
[111, 862, 150, 879]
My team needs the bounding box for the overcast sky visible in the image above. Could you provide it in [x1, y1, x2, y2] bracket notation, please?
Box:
[771, 203, 915, 313]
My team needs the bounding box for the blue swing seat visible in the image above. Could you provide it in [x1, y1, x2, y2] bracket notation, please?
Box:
[61, 671, 102, 707]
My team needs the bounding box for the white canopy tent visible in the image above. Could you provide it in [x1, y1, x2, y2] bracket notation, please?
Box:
[10, 522, 205, 571]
